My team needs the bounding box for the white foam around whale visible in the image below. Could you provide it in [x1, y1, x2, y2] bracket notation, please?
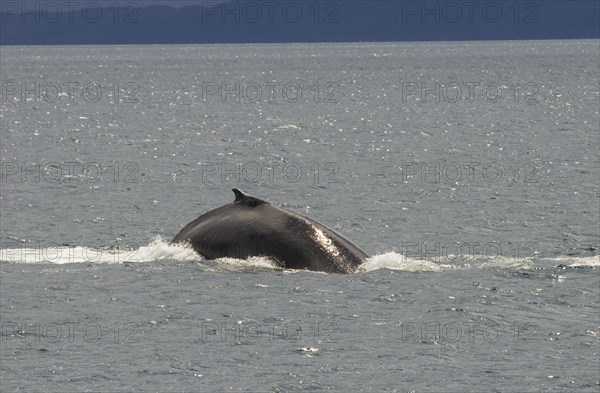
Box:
[1, 236, 597, 271]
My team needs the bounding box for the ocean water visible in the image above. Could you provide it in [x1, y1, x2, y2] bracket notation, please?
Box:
[0, 41, 599, 391]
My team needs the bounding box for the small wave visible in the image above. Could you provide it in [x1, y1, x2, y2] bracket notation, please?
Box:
[216, 256, 280, 270]
[130, 236, 202, 263]
[359, 252, 444, 273]
[0, 236, 200, 264]
[551, 255, 600, 267]
[2, 239, 597, 272]
[357, 252, 599, 272]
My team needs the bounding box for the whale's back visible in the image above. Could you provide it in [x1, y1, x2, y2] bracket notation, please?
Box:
[172, 189, 369, 273]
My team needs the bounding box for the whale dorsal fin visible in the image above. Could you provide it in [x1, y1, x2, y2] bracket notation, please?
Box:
[232, 188, 268, 207]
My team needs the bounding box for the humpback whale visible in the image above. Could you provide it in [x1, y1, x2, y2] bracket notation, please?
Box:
[171, 189, 369, 273]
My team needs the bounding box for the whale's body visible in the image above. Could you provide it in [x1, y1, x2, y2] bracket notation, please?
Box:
[171, 189, 369, 273]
